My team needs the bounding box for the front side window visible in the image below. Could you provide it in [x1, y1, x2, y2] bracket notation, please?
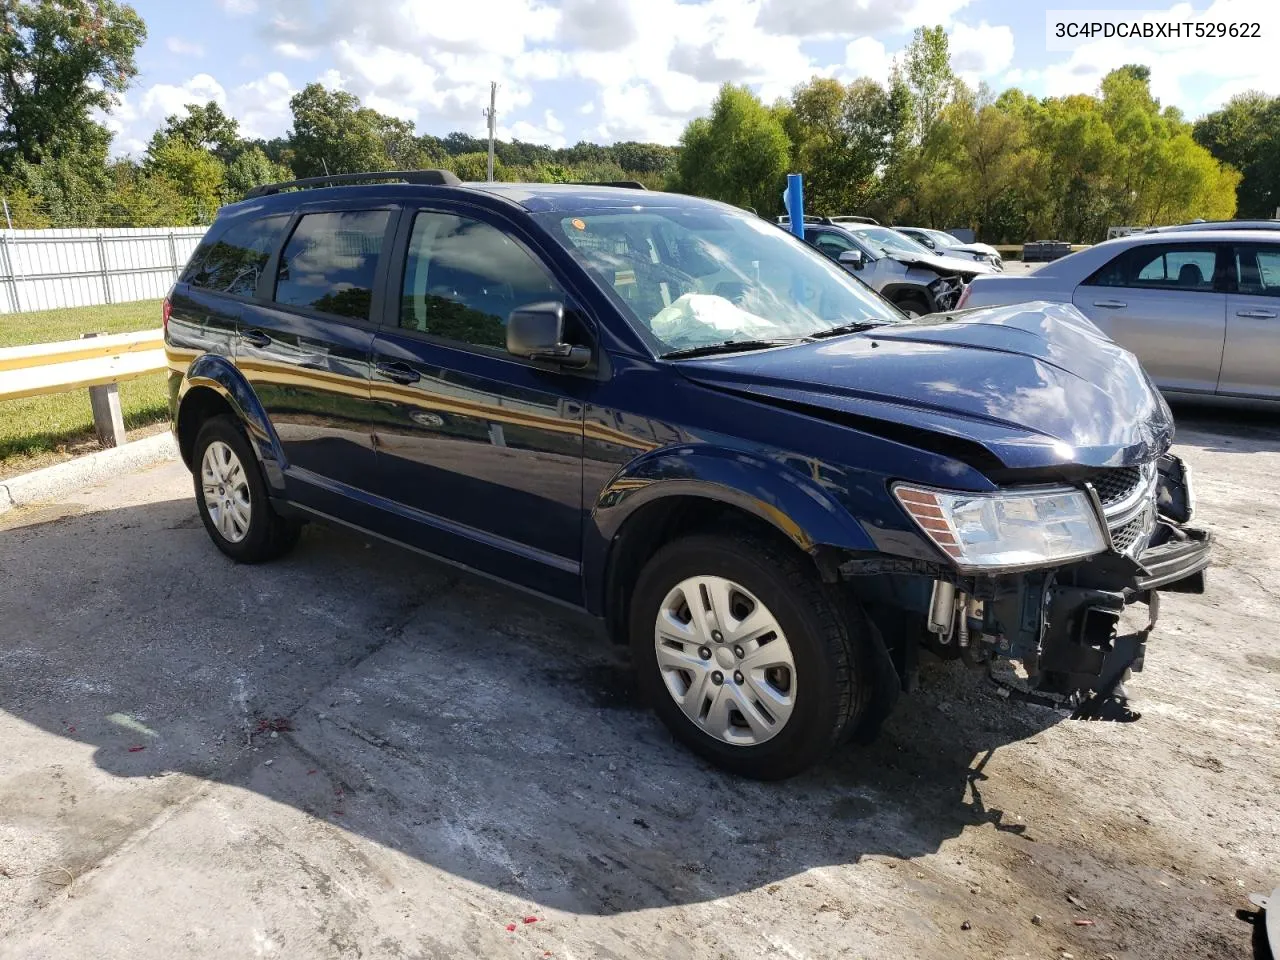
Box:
[400, 212, 563, 348]
[1086, 243, 1219, 291]
[274, 210, 390, 320]
[1234, 244, 1280, 298]
[183, 214, 290, 297]
[537, 206, 898, 356]
[807, 229, 857, 260]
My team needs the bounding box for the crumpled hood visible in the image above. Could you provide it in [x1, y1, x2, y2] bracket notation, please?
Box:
[888, 250, 995, 276]
[676, 301, 1174, 471]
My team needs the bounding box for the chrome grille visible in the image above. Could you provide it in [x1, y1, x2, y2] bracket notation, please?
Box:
[1093, 462, 1158, 558]
[1091, 466, 1143, 506]
[1110, 513, 1149, 553]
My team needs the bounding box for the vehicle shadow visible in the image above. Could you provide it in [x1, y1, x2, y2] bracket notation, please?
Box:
[1172, 402, 1280, 454]
[0, 494, 1059, 917]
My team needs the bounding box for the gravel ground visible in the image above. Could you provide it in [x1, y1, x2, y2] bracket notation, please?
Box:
[0, 407, 1276, 960]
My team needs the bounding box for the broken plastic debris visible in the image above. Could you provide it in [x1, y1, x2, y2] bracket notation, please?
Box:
[1073, 918, 1095, 926]
[127, 745, 145, 752]
[523, 916, 539, 924]
[505, 924, 516, 932]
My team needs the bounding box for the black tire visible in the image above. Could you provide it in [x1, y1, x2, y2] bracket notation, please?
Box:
[629, 532, 872, 779]
[893, 292, 931, 317]
[192, 415, 301, 563]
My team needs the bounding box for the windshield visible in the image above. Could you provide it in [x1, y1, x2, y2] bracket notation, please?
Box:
[536, 206, 897, 356]
[851, 226, 934, 257]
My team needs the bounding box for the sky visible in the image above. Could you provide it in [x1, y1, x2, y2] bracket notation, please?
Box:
[99, 0, 1280, 157]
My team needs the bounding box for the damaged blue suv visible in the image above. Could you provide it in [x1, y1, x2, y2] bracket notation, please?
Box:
[166, 171, 1211, 779]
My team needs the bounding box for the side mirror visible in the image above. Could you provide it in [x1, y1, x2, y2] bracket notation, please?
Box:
[507, 301, 591, 368]
[837, 249, 865, 271]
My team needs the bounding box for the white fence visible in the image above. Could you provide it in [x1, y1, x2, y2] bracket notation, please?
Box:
[0, 226, 209, 315]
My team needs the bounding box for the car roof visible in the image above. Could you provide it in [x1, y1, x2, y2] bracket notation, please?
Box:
[1099, 228, 1280, 245]
[218, 181, 732, 220]
[1149, 220, 1280, 232]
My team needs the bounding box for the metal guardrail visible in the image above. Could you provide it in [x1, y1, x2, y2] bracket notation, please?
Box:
[0, 328, 166, 447]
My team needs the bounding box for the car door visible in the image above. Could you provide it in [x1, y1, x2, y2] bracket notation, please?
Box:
[367, 203, 593, 602]
[1220, 240, 1280, 400]
[236, 201, 397, 504]
[1072, 240, 1227, 395]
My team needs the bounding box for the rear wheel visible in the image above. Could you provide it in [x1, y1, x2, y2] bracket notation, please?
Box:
[629, 532, 871, 779]
[192, 415, 300, 563]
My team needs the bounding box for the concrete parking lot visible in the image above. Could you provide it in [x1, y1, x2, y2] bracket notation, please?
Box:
[1, 408, 1277, 960]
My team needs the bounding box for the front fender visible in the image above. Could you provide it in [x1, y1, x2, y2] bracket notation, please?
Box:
[178, 353, 287, 492]
[583, 444, 877, 615]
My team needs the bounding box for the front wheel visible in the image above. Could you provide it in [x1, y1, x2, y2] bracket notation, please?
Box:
[893, 292, 931, 318]
[629, 533, 872, 779]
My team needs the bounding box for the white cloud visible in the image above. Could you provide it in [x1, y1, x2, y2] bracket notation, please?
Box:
[273, 42, 316, 61]
[557, 0, 637, 52]
[755, 0, 972, 39]
[949, 21, 1014, 85]
[165, 37, 204, 57]
[224, 72, 296, 141]
[579, 101, 596, 115]
[505, 109, 568, 147]
[842, 37, 892, 83]
[218, 0, 258, 15]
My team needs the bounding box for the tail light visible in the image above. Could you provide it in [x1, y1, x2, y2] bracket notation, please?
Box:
[162, 296, 172, 336]
[954, 284, 972, 310]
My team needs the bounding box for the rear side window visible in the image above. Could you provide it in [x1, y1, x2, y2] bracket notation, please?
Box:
[274, 210, 391, 320]
[399, 212, 562, 348]
[807, 230, 857, 259]
[182, 214, 289, 297]
[1233, 243, 1280, 298]
[1085, 243, 1219, 292]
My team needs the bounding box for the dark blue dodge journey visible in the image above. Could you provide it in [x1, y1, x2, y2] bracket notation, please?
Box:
[166, 171, 1210, 779]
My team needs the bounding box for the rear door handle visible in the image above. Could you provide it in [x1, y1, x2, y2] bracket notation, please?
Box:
[239, 329, 271, 348]
[375, 361, 420, 385]
[1236, 308, 1278, 319]
[1092, 299, 1127, 309]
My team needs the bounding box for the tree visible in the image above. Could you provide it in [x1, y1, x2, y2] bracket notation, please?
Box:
[2, 122, 111, 226]
[902, 25, 954, 144]
[287, 84, 391, 177]
[146, 139, 225, 223]
[0, 0, 146, 172]
[675, 84, 790, 214]
[225, 146, 291, 199]
[1194, 92, 1280, 219]
[148, 101, 241, 162]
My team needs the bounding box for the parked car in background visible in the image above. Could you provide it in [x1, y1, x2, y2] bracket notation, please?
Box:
[166, 172, 1209, 779]
[894, 226, 1004, 270]
[800, 220, 994, 315]
[1145, 219, 1280, 233]
[958, 229, 1280, 404]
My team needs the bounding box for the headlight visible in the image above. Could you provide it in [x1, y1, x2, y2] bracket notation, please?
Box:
[894, 484, 1107, 570]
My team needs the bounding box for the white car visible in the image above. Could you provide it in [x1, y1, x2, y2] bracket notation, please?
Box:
[957, 228, 1280, 404]
[802, 223, 995, 315]
[895, 226, 1004, 270]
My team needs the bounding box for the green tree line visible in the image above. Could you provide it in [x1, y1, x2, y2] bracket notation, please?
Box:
[2, 2, 1274, 242]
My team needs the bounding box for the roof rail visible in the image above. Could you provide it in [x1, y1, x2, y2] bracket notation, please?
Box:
[245, 169, 461, 200]
[565, 180, 647, 190]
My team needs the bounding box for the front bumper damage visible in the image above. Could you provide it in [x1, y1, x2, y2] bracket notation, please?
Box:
[920, 454, 1211, 717]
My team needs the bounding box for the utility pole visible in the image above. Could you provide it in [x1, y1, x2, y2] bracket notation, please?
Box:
[483, 82, 498, 182]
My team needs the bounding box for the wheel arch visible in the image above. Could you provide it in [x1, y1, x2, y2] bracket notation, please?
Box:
[585, 447, 875, 643]
[176, 354, 286, 492]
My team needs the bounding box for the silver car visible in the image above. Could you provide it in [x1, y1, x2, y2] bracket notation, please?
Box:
[802, 223, 995, 315]
[958, 229, 1280, 404]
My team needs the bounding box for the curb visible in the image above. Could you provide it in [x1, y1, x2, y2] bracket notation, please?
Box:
[0, 432, 179, 514]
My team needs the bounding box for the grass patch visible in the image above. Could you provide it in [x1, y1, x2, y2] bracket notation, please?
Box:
[0, 299, 163, 348]
[1, 300, 169, 477]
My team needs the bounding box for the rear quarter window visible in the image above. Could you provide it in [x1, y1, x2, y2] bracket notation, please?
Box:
[182, 214, 290, 297]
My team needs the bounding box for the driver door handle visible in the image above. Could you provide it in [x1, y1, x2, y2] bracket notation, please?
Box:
[1092, 299, 1127, 309]
[1236, 308, 1278, 319]
[375, 361, 420, 385]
